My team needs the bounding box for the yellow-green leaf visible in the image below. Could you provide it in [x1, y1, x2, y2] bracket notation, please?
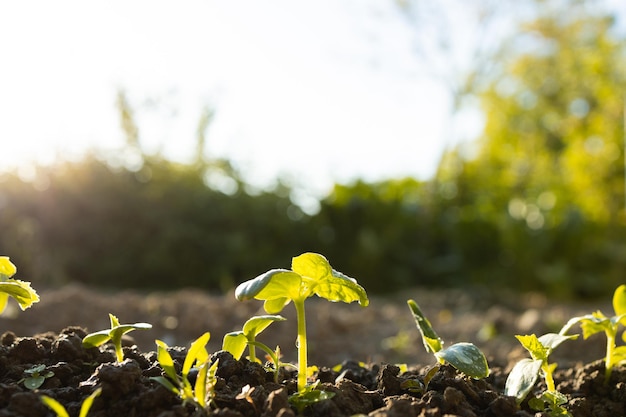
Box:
[0, 280, 40, 311]
[243, 315, 286, 338]
[291, 253, 332, 281]
[222, 331, 247, 360]
[183, 332, 210, 377]
[613, 285, 626, 323]
[314, 270, 369, 306]
[79, 387, 102, 417]
[41, 395, 70, 417]
[0, 256, 17, 278]
[235, 269, 302, 302]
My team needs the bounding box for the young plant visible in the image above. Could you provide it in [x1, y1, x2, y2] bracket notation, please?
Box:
[41, 387, 102, 417]
[222, 314, 286, 363]
[235, 252, 369, 394]
[505, 333, 577, 416]
[82, 313, 152, 362]
[559, 284, 626, 384]
[0, 256, 39, 315]
[152, 332, 219, 409]
[19, 364, 54, 390]
[407, 299, 489, 380]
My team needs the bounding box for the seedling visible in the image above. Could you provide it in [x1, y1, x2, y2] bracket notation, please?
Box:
[152, 332, 219, 409]
[41, 387, 102, 417]
[19, 364, 54, 390]
[559, 284, 626, 384]
[407, 299, 489, 381]
[222, 315, 286, 363]
[0, 256, 39, 315]
[82, 313, 152, 362]
[235, 252, 369, 395]
[505, 333, 577, 416]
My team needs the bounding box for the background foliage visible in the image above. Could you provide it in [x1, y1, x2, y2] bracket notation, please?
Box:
[1, 1, 625, 299]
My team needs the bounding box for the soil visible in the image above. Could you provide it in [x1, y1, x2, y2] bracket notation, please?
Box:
[0, 284, 624, 416]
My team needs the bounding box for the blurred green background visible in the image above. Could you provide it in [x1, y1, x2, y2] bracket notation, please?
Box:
[1, 0, 625, 299]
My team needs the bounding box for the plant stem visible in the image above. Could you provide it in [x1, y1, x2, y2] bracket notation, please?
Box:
[248, 335, 257, 363]
[543, 364, 556, 392]
[294, 299, 308, 392]
[604, 330, 615, 384]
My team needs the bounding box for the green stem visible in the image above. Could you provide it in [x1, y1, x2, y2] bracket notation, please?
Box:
[248, 335, 257, 363]
[294, 299, 308, 392]
[605, 330, 615, 384]
[543, 364, 556, 392]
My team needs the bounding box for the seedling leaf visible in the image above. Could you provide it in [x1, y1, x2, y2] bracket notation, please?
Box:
[613, 284, 626, 325]
[40, 396, 70, 417]
[434, 342, 490, 379]
[407, 299, 443, 353]
[235, 269, 301, 306]
[82, 330, 114, 348]
[155, 340, 179, 382]
[183, 332, 210, 377]
[222, 331, 247, 360]
[79, 387, 103, 417]
[505, 358, 543, 403]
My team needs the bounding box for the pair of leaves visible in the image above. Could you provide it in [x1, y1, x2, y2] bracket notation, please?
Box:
[407, 299, 489, 379]
[153, 332, 216, 408]
[41, 387, 102, 417]
[0, 256, 39, 314]
[222, 315, 286, 361]
[82, 313, 152, 362]
[504, 333, 577, 403]
[235, 253, 369, 314]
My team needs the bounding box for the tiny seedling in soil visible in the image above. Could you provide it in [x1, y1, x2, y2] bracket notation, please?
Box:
[41, 387, 102, 417]
[82, 313, 152, 362]
[222, 315, 292, 382]
[222, 314, 286, 363]
[407, 299, 489, 384]
[19, 364, 54, 390]
[559, 283, 626, 384]
[0, 256, 39, 315]
[505, 333, 577, 416]
[235, 252, 369, 405]
[152, 332, 219, 410]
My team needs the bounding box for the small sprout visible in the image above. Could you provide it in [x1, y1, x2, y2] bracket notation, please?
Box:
[235, 252, 368, 394]
[288, 380, 335, 415]
[19, 364, 54, 390]
[236, 384, 258, 412]
[152, 332, 219, 409]
[505, 333, 577, 416]
[0, 256, 39, 315]
[407, 299, 489, 379]
[82, 313, 152, 362]
[559, 284, 626, 384]
[222, 315, 286, 363]
[41, 387, 102, 417]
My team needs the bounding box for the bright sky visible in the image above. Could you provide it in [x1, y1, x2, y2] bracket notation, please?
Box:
[0, 0, 480, 199]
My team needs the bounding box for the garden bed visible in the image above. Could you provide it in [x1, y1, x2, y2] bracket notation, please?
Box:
[0, 285, 624, 416]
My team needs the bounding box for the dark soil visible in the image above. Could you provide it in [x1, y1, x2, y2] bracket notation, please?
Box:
[0, 285, 624, 416]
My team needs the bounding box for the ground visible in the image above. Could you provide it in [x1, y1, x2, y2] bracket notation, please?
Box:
[0, 284, 623, 416]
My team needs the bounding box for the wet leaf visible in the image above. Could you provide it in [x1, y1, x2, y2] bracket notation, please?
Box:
[435, 342, 489, 379]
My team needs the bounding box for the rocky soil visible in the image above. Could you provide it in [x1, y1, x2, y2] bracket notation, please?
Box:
[0, 284, 624, 416]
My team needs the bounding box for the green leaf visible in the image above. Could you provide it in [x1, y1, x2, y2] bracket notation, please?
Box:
[537, 333, 578, 352]
[613, 285, 626, 324]
[0, 280, 40, 311]
[579, 313, 611, 339]
[183, 332, 210, 377]
[82, 330, 113, 348]
[24, 375, 45, 390]
[313, 270, 369, 306]
[0, 256, 17, 278]
[434, 342, 490, 379]
[243, 315, 287, 338]
[222, 331, 247, 360]
[155, 340, 179, 382]
[291, 253, 332, 281]
[79, 387, 102, 417]
[407, 299, 443, 353]
[41, 395, 70, 417]
[194, 361, 209, 408]
[151, 376, 180, 395]
[504, 358, 543, 403]
[516, 334, 549, 361]
[235, 269, 302, 303]
[612, 346, 626, 364]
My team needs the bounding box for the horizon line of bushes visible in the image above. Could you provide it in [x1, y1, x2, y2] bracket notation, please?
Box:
[0, 151, 623, 300]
